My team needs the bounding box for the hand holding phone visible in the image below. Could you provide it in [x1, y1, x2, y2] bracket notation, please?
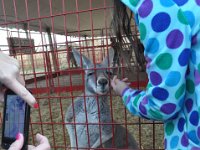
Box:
[9, 133, 51, 150]
[1, 89, 31, 150]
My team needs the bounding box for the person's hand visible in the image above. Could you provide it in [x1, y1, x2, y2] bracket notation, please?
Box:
[0, 52, 37, 107]
[111, 75, 130, 96]
[8, 133, 51, 150]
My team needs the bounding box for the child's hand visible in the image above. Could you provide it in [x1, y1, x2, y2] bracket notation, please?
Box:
[28, 134, 51, 150]
[111, 75, 130, 96]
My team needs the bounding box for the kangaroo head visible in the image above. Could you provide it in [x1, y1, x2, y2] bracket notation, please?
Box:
[72, 48, 114, 95]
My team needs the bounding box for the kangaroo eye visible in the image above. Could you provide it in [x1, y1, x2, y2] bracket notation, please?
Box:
[87, 72, 94, 76]
[106, 71, 113, 76]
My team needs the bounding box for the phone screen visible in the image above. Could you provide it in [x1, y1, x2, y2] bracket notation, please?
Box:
[4, 95, 26, 139]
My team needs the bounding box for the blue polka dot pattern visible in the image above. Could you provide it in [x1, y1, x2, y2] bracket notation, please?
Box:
[178, 118, 185, 132]
[181, 133, 189, 147]
[129, 105, 137, 114]
[191, 50, 196, 64]
[183, 11, 195, 28]
[170, 136, 179, 149]
[125, 96, 131, 105]
[192, 34, 198, 45]
[196, 0, 200, 6]
[160, 0, 174, 7]
[151, 12, 171, 32]
[197, 127, 200, 139]
[146, 38, 159, 53]
[185, 99, 193, 113]
[190, 111, 199, 126]
[195, 69, 200, 85]
[119, 0, 200, 149]
[173, 0, 188, 6]
[138, 0, 153, 18]
[165, 71, 181, 87]
[150, 71, 162, 85]
[139, 103, 147, 115]
[166, 30, 184, 49]
[152, 87, 169, 100]
[188, 130, 200, 144]
[160, 103, 176, 114]
[164, 138, 167, 149]
[191, 147, 200, 150]
[178, 48, 190, 66]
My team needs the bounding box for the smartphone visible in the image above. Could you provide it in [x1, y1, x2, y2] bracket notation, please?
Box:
[1, 89, 31, 150]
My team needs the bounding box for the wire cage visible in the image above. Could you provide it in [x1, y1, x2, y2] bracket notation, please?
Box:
[0, 0, 164, 149]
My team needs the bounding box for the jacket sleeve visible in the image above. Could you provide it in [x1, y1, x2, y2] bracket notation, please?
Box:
[120, 0, 192, 121]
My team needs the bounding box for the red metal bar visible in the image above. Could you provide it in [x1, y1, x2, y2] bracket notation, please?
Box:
[0, 6, 114, 27]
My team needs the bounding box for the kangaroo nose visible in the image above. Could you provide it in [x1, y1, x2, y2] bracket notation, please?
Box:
[98, 78, 108, 86]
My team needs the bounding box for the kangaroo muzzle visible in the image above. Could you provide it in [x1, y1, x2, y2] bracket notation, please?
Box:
[96, 77, 109, 94]
[97, 78, 108, 87]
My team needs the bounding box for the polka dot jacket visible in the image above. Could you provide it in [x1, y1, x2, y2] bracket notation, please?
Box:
[120, 0, 200, 149]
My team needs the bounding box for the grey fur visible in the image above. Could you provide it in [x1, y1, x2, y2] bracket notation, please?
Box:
[65, 48, 138, 150]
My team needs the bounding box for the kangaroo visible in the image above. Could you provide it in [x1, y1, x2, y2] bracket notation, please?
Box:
[65, 48, 138, 150]
[68, 47, 78, 68]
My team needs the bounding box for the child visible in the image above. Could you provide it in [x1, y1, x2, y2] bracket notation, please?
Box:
[111, 0, 200, 149]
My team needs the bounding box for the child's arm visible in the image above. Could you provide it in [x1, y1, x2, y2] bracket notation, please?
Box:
[114, 0, 192, 121]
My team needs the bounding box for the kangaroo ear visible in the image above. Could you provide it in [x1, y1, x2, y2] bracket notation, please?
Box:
[102, 47, 114, 67]
[72, 48, 92, 69]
